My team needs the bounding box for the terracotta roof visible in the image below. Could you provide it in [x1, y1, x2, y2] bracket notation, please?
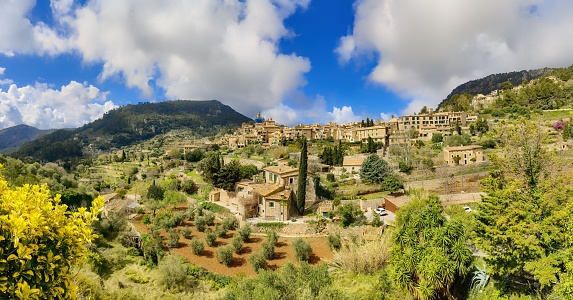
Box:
[265, 189, 292, 201]
[384, 195, 410, 207]
[444, 145, 482, 151]
[248, 183, 284, 197]
[343, 156, 366, 166]
[263, 165, 299, 176]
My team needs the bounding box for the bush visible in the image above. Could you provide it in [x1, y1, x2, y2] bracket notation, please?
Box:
[158, 256, 194, 292]
[190, 238, 204, 255]
[215, 225, 227, 238]
[267, 231, 278, 246]
[222, 215, 238, 231]
[126, 247, 140, 256]
[216, 246, 234, 266]
[205, 228, 217, 246]
[253, 222, 286, 231]
[195, 216, 207, 232]
[326, 173, 335, 182]
[142, 215, 151, 224]
[248, 251, 268, 273]
[328, 233, 342, 251]
[231, 233, 243, 254]
[204, 212, 215, 226]
[182, 226, 192, 239]
[126, 269, 149, 284]
[293, 238, 312, 263]
[261, 241, 275, 260]
[238, 224, 251, 242]
[167, 229, 180, 248]
[371, 215, 381, 227]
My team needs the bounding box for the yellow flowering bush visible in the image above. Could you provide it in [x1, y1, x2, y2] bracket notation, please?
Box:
[0, 172, 103, 299]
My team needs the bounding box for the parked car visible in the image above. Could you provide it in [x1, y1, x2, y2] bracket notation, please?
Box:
[375, 207, 388, 216]
[463, 206, 472, 213]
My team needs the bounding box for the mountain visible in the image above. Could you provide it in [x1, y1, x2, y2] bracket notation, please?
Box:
[13, 100, 252, 162]
[0, 124, 56, 154]
[437, 68, 554, 110]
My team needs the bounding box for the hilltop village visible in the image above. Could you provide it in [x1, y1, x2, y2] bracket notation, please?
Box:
[3, 69, 573, 299]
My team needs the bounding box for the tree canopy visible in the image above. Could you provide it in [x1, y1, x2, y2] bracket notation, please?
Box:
[359, 154, 392, 184]
[390, 190, 473, 300]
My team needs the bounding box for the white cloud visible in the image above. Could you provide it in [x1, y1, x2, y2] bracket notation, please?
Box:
[64, 0, 308, 117]
[0, 67, 14, 85]
[0, 0, 69, 56]
[0, 81, 116, 129]
[262, 94, 364, 126]
[338, 0, 573, 114]
[0, 0, 312, 117]
[328, 106, 361, 124]
[379, 112, 396, 121]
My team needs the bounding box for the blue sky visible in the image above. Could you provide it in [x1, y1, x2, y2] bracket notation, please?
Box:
[1, 0, 573, 129]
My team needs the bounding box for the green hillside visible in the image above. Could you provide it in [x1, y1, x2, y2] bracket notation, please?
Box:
[13, 100, 251, 162]
[0, 124, 56, 154]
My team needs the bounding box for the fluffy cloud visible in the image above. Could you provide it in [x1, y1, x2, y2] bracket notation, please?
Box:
[262, 94, 364, 126]
[0, 81, 116, 129]
[2, 0, 309, 118]
[328, 106, 361, 124]
[337, 0, 573, 114]
[0, 0, 69, 56]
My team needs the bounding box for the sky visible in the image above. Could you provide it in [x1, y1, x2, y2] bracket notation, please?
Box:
[1, 0, 573, 130]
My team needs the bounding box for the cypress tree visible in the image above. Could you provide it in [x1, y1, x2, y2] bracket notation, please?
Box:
[297, 139, 308, 215]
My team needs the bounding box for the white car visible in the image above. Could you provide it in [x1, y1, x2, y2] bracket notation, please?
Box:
[375, 207, 388, 216]
[463, 206, 472, 213]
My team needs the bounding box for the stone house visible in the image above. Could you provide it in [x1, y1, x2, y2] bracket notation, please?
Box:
[443, 145, 485, 166]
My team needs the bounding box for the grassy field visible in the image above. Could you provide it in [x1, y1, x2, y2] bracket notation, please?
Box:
[541, 109, 573, 120]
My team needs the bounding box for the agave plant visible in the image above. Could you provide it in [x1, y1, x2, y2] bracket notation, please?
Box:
[470, 264, 490, 293]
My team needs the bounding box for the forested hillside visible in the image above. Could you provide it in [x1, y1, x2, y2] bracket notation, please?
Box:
[0, 124, 56, 154]
[13, 100, 251, 162]
[438, 68, 553, 110]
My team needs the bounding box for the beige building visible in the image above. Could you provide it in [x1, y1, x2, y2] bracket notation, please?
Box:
[443, 145, 485, 166]
[353, 125, 389, 145]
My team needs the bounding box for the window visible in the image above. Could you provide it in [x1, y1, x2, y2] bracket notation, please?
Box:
[289, 177, 294, 184]
[269, 201, 274, 207]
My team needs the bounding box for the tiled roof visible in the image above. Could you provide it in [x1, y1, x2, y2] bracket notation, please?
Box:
[343, 156, 366, 166]
[263, 165, 299, 176]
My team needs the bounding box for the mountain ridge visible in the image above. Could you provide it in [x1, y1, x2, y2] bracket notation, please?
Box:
[13, 100, 252, 162]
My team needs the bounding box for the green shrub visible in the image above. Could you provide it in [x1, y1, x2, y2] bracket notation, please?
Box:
[238, 224, 251, 242]
[215, 225, 227, 238]
[248, 251, 268, 273]
[125, 269, 149, 284]
[326, 173, 335, 182]
[231, 233, 243, 254]
[142, 215, 151, 224]
[195, 216, 207, 232]
[293, 238, 312, 263]
[205, 228, 217, 247]
[222, 215, 238, 231]
[126, 247, 140, 257]
[267, 231, 278, 246]
[253, 222, 286, 231]
[204, 212, 215, 226]
[216, 246, 233, 266]
[328, 233, 342, 251]
[371, 215, 381, 227]
[182, 226, 192, 239]
[261, 241, 275, 260]
[167, 229, 180, 248]
[157, 256, 194, 292]
[190, 238, 204, 255]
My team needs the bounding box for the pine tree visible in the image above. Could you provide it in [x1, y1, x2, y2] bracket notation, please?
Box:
[297, 139, 308, 215]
